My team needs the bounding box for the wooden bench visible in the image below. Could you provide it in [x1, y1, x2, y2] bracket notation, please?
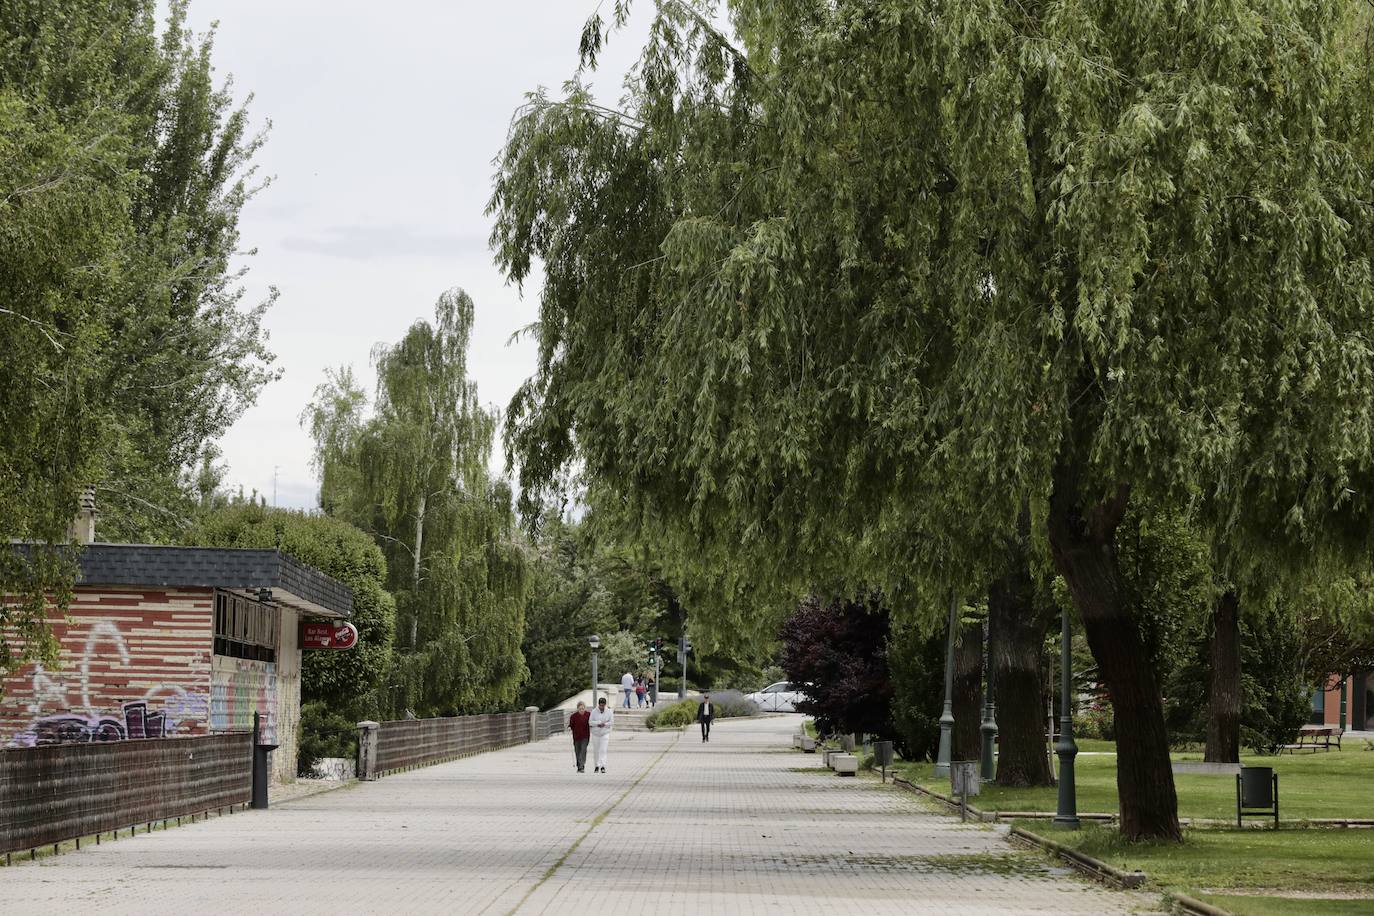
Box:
[1281, 725, 1343, 753]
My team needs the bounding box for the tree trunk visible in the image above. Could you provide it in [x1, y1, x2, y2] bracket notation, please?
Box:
[952, 618, 982, 763]
[1047, 476, 1181, 842]
[411, 492, 426, 649]
[989, 557, 1055, 787]
[1204, 590, 1242, 763]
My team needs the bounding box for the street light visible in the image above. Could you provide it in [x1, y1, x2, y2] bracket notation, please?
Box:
[1053, 604, 1080, 829]
[588, 634, 601, 706]
[980, 616, 998, 782]
[935, 592, 959, 778]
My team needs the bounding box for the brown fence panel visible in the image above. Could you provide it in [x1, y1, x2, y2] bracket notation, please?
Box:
[0, 733, 251, 855]
[373, 711, 539, 774]
[539, 710, 565, 740]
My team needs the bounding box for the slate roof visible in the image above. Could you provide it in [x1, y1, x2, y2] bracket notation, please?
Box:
[69, 544, 352, 618]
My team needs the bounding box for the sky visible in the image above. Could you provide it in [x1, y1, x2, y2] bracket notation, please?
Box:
[177, 1, 651, 509]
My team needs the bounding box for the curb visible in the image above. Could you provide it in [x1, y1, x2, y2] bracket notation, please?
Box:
[886, 775, 1234, 915]
[1006, 825, 1147, 890]
[1164, 892, 1233, 916]
[890, 775, 997, 823]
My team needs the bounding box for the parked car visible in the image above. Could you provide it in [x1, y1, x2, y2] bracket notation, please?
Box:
[746, 681, 804, 712]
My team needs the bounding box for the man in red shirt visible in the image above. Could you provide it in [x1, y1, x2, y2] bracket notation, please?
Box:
[568, 701, 591, 773]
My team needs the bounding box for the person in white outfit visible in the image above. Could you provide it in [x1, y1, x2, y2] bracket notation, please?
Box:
[620, 671, 635, 708]
[589, 696, 614, 773]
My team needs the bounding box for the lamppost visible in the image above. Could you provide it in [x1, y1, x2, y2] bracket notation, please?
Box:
[935, 592, 959, 778]
[1339, 675, 1348, 731]
[980, 616, 998, 782]
[589, 634, 601, 706]
[1053, 603, 1080, 829]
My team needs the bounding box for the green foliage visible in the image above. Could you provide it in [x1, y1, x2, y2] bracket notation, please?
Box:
[645, 692, 757, 728]
[518, 517, 616, 709]
[303, 289, 526, 716]
[703, 689, 760, 718]
[645, 698, 695, 730]
[887, 622, 946, 761]
[0, 0, 274, 681]
[1075, 702, 1117, 742]
[1165, 601, 1310, 755]
[186, 504, 395, 719]
[296, 701, 358, 778]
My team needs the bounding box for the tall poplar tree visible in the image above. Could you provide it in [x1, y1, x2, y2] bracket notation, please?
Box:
[304, 289, 528, 716]
[492, 1, 1374, 839]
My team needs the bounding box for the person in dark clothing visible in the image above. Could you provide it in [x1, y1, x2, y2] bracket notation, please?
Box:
[568, 701, 591, 772]
[697, 693, 714, 742]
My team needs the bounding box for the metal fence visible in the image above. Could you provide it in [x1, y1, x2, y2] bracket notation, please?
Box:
[374, 709, 568, 774]
[537, 709, 566, 740]
[0, 733, 252, 857]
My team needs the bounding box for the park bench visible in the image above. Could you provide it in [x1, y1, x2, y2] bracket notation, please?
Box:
[1281, 725, 1343, 753]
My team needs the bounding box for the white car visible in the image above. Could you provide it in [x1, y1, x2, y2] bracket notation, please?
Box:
[746, 681, 803, 713]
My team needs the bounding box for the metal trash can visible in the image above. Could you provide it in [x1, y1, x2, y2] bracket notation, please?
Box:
[951, 760, 980, 797]
[1236, 765, 1278, 828]
[1240, 767, 1273, 807]
[874, 740, 894, 782]
[951, 760, 980, 822]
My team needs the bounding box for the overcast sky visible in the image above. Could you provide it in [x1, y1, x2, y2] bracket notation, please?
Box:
[178, 1, 650, 509]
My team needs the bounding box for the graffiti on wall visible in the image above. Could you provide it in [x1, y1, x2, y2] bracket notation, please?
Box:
[8, 620, 209, 748]
[211, 659, 278, 745]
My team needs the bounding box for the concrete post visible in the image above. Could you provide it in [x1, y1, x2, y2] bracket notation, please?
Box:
[357, 721, 380, 781]
[526, 706, 540, 743]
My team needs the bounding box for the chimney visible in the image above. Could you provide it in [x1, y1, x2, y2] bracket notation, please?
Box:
[70, 486, 97, 544]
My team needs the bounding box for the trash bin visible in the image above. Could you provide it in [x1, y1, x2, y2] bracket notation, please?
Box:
[1240, 766, 1273, 808]
[873, 741, 894, 768]
[251, 711, 278, 810]
[1236, 765, 1278, 828]
[951, 760, 980, 797]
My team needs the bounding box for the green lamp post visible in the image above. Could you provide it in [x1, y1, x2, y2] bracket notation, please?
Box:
[1053, 603, 1080, 829]
[934, 593, 959, 778]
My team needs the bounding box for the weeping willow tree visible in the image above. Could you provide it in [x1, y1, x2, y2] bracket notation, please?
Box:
[492, 0, 1374, 839]
[304, 289, 527, 716]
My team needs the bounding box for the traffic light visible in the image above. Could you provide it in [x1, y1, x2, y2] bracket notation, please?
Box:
[647, 640, 658, 659]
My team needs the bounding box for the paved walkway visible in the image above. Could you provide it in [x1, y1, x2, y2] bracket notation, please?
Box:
[4, 716, 1153, 915]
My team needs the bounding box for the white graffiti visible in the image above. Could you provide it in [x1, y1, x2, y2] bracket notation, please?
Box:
[8, 621, 208, 748]
[79, 620, 131, 712]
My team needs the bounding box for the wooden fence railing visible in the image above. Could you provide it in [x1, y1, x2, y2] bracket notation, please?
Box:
[374, 709, 566, 774]
[0, 733, 252, 857]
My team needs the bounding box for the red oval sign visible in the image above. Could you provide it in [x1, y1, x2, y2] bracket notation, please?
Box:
[303, 621, 359, 650]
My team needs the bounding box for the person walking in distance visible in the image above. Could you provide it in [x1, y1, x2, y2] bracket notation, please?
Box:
[635, 675, 648, 708]
[697, 693, 715, 742]
[590, 696, 614, 772]
[620, 671, 635, 708]
[568, 701, 591, 773]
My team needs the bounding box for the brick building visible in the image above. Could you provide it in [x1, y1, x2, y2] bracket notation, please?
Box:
[1314, 671, 1373, 732]
[1, 543, 353, 783]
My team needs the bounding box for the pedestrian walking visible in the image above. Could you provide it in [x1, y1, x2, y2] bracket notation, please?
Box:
[647, 675, 657, 707]
[635, 676, 647, 708]
[697, 693, 714, 742]
[621, 671, 635, 708]
[590, 696, 614, 772]
[568, 701, 591, 773]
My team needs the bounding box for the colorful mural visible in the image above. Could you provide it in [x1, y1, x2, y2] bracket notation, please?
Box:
[211, 658, 279, 745]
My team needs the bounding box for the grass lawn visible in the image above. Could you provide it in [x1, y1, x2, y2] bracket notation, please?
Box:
[895, 742, 1374, 821]
[893, 743, 1374, 913]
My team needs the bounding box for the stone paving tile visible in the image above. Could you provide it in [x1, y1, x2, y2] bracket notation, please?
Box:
[2, 716, 1156, 915]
